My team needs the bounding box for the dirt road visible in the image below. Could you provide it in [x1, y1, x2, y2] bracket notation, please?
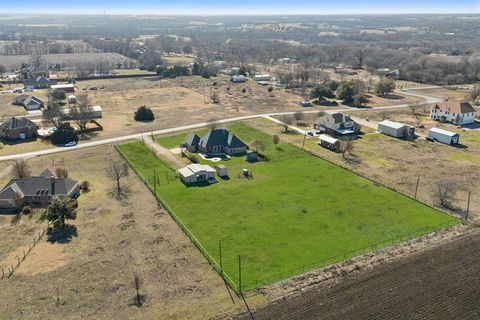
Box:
[235, 227, 480, 320]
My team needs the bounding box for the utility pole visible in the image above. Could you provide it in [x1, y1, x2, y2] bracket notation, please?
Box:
[302, 132, 307, 149]
[466, 191, 471, 222]
[414, 174, 420, 199]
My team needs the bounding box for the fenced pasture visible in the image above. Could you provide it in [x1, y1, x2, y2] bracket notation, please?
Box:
[117, 123, 460, 293]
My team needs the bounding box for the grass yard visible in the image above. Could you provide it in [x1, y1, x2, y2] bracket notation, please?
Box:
[118, 123, 459, 291]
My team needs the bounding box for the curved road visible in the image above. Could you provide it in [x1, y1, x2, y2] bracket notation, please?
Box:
[0, 88, 443, 162]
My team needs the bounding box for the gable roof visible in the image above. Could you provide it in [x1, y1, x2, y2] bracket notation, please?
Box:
[330, 113, 353, 124]
[185, 133, 201, 146]
[199, 129, 247, 149]
[39, 168, 55, 178]
[1, 117, 38, 130]
[434, 101, 475, 114]
[13, 95, 43, 107]
[0, 175, 79, 200]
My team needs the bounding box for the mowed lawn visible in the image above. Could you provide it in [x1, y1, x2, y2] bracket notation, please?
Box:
[118, 123, 459, 291]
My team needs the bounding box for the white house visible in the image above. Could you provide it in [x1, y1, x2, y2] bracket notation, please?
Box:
[178, 164, 216, 184]
[428, 127, 460, 145]
[50, 83, 75, 93]
[378, 120, 415, 138]
[430, 101, 476, 125]
[314, 113, 358, 137]
[62, 105, 103, 119]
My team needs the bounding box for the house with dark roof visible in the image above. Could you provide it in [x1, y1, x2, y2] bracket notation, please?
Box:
[0, 169, 80, 212]
[23, 75, 57, 89]
[12, 94, 44, 110]
[0, 117, 39, 141]
[430, 100, 476, 125]
[314, 113, 359, 138]
[183, 129, 248, 155]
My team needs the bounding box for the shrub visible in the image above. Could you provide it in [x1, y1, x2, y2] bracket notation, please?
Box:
[51, 122, 78, 145]
[22, 206, 32, 215]
[80, 180, 90, 192]
[134, 106, 155, 121]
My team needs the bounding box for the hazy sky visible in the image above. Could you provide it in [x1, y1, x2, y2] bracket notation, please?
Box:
[1, 0, 480, 15]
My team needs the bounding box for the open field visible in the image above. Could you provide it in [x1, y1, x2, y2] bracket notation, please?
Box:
[161, 55, 195, 66]
[0, 53, 135, 70]
[236, 226, 480, 320]
[250, 112, 480, 219]
[0, 145, 258, 319]
[119, 123, 458, 291]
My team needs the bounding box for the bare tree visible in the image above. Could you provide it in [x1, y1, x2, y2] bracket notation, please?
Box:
[55, 167, 69, 179]
[12, 159, 30, 179]
[339, 140, 355, 159]
[408, 103, 419, 115]
[293, 111, 304, 124]
[273, 134, 280, 148]
[43, 102, 66, 128]
[106, 161, 129, 198]
[250, 139, 264, 153]
[468, 85, 480, 105]
[280, 115, 293, 132]
[210, 92, 220, 104]
[70, 93, 94, 131]
[434, 181, 457, 209]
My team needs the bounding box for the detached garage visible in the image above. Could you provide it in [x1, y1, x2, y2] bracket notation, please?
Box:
[378, 120, 415, 139]
[428, 127, 460, 145]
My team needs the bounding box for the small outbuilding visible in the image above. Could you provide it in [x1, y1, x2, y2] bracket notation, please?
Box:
[318, 134, 340, 152]
[178, 164, 216, 184]
[215, 165, 228, 177]
[50, 83, 75, 93]
[378, 120, 415, 139]
[68, 95, 77, 104]
[246, 151, 258, 162]
[428, 127, 460, 145]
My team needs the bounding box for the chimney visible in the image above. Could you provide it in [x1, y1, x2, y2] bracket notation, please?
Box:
[50, 176, 55, 196]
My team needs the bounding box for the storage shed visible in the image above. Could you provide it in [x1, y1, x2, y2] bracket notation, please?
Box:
[178, 164, 216, 184]
[215, 165, 228, 177]
[378, 120, 415, 139]
[428, 127, 460, 145]
[318, 134, 340, 152]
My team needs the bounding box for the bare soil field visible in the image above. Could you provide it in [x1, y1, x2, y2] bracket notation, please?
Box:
[0, 145, 261, 319]
[235, 225, 480, 320]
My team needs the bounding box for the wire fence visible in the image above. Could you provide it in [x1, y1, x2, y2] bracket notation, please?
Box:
[115, 144, 240, 294]
[1, 223, 49, 281]
[114, 133, 465, 294]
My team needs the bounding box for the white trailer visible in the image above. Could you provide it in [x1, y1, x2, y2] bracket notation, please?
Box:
[428, 127, 460, 145]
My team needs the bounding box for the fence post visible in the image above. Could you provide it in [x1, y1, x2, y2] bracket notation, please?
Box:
[465, 191, 471, 222]
[238, 255, 242, 294]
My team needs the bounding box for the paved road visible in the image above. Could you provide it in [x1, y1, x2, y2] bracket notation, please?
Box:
[0, 88, 442, 162]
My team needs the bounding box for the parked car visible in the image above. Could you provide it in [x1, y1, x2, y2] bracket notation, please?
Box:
[299, 101, 313, 107]
[64, 141, 77, 147]
[306, 130, 315, 137]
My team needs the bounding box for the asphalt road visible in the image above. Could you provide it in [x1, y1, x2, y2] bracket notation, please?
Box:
[0, 88, 443, 162]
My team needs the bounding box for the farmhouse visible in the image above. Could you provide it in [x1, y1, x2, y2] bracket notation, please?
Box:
[378, 120, 415, 139]
[12, 94, 44, 110]
[23, 75, 57, 89]
[428, 127, 460, 145]
[178, 164, 216, 184]
[50, 83, 75, 93]
[314, 113, 359, 138]
[0, 169, 80, 212]
[184, 129, 248, 155]
[0, 117, 39, 141]
[430, 100, 476, 125]
[318, 134, 341, 152]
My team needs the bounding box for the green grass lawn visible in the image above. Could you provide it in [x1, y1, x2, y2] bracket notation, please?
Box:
[118, 123, 459, 292]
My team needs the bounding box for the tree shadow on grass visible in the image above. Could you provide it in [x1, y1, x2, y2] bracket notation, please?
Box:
[47, 225, 78, 244]
[108, 186, 132, 202]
